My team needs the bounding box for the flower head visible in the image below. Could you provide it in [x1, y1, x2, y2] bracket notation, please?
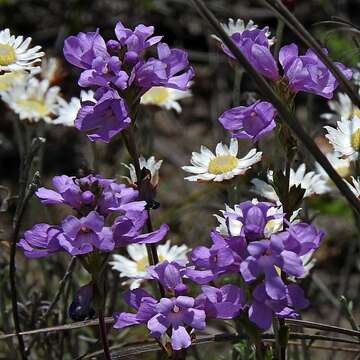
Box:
[218, 100, 277, 143]
[345, 176, 360, 199]
[0, 29, 44, 73]
[325, 116, 360, 160]
[315, 152, 351, 182]
[182, 138, 262, 182]
[1, 77, 61, 122]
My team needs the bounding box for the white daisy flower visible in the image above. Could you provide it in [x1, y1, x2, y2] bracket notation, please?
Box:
[123, 155, 163, 187]
[1, 77, 60, 123]
[325, 116, 360, 160]
[214, 199, 284, 238]
[321, 93, 355, 122]
[345, 176, 360, 199]
[0, 70, 26, 92]
[140, 86, 192, 113]
[110, 240, 189, 289]
[251, 164, 330, 204]
[211, 18, 275, 45]
[315, 152, 351, 182]
[51, 90, 95, 127]
[0, 29, 44, 73]
[182, 138, 262, 182]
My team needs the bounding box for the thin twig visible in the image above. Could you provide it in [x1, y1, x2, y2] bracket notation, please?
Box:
[9, 137, 45, 360]
[188, 0, 360, 215]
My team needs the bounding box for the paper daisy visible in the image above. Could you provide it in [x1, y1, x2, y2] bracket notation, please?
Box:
[1, 77, 61, 123]
[182, 138, 262, 182]
[251, 164, 330, 204]
[0, 70, 26, 92]
[211, 18, 275, 45]
[321, 93, 356, 122]
[325, 116, 360, 160]
[123, 156, 163, 187]
[140, 86, 192, 113]
[345, 176, 360, 199]
[110, 240, 189, 289]
[315, 152, 351, 182]
[0, 29, 44, 73]
[52, 90, 95, 127]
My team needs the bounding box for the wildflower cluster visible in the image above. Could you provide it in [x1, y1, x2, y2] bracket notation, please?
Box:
[63, 22, 194, 142]
[18, 174, 168, 257]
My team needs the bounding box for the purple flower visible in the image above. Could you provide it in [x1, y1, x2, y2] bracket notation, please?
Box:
[17, 224, 62, 258]
[109, 21, 162, 64]
[148, 296, 206, 350]
[271, 222, 324, 256]
[187, 231, 240, 284]
[20, 174, 169, 258]
[58, 211, 107, 255]
[131, 43, 194, 91]
[112, 216, 169, 247]
[75, 88, 131, 142]
[218, 100, 277, 143]
[196, 284, 245, 319]
[36, 175, 82, 209]
[114, 288, 158, 328]
[114, 289, 206, 350]
[224, 200, 284, 241]
[69, 284, 95, 321]
[221, 29, 279, 80]
[147, 260, 188, 295]
[279, 44, 352, 99]
[220, 33, 352, 99]
[248, 283, 309, 329]
[63, 30, 109, 70]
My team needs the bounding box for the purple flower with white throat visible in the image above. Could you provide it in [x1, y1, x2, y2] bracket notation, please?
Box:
[218, 100, 277, 143]
[114, 291, 206, 350]
[75, 87, 131, 142]
[58, 211, 109, 255]
[248, 283, 309, 329]
[147, 296, 206, 350]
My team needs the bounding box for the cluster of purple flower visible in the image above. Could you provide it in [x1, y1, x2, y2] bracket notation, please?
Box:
[18, 174, 168, 257]
[112, 199, 324, 349]
[63, 23, 194, 142]
[114, 259, 245, 350]
[215, 26, 352, 143]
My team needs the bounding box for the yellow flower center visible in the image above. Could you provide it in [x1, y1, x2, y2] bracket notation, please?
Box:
[136, 254, 165, 272]
[0, 44, 16, 66]
[16, 98, 49, 117]
[351, 128, 360, 150]
[0, 71, 24, 91]
[353, 107, 360, 118]
[142, 87, 169, 105]
[336, 166, 350, 178]
[208, 155, 238, 174]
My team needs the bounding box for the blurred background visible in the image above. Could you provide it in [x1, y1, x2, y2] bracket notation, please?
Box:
[0, 0, 360, 358]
